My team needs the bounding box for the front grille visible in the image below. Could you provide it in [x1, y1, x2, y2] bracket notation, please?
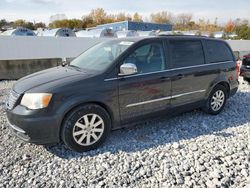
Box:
[6, 90, 20, 110]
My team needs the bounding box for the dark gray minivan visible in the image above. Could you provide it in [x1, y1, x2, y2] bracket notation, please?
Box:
[6, 36, 239, 152]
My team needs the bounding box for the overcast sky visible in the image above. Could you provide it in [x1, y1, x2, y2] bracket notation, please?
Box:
[0, 0, 250, 24]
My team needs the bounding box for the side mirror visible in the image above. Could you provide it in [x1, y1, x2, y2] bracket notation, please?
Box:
[61, 57, 68, 67]
[119, 63, 138, 76]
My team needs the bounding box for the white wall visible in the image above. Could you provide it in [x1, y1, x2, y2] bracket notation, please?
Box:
[226, 40, 250, 52]
[0, 36, 108, 60]
[0, 36, 249, 61]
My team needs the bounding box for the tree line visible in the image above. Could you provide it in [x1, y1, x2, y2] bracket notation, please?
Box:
[1, 8, 250, 39]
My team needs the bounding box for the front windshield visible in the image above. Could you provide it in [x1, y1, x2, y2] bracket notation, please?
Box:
[70, 40, 134, 71]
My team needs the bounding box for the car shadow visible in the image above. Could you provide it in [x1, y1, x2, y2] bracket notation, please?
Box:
[45, 90, 250, 159]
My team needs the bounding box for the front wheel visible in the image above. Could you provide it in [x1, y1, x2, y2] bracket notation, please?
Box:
[203, 85, 228, 115]
[61, 104, 111, 152]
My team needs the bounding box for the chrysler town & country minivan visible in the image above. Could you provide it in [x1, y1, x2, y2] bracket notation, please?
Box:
[6, 36, 239, 152]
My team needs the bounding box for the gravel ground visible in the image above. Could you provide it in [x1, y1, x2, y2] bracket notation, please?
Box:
[0, 79, 249, 188]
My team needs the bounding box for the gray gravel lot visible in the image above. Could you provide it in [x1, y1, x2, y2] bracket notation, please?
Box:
[0, 79, 249, 188]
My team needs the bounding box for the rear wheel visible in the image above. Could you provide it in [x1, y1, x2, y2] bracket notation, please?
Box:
[61, 104, 111, 152]
[203, 85, 227, 115]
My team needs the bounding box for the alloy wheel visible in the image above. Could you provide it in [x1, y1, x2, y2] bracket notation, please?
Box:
[211, 90, 225, 111]
[72, 114, 104, 146]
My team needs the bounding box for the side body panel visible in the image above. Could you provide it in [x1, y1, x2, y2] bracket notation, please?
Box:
[118, 71, 172, 124]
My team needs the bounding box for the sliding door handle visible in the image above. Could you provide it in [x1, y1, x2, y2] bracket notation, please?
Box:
[160, 76, 171, 81]
[176, 74, 185, 79]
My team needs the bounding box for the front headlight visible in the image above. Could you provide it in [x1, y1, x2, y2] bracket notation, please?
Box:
[21, 93, 52, 110]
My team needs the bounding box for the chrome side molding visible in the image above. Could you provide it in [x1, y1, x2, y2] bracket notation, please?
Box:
[126, 90, 206, 108]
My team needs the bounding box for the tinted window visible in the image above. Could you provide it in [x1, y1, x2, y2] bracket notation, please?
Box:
[206, 40, 233, 63]
[134, 45, 151, 56]
[123, 42, 166, 74]
[170, 40, 205, 68]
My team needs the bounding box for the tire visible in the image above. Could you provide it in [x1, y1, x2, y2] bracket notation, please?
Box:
[61, 104, 111, 152]
[203, 85, 228, 115]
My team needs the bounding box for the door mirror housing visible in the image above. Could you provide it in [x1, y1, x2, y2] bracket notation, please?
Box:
[61, 57, 68, 67]
[119, 63, 138, 76]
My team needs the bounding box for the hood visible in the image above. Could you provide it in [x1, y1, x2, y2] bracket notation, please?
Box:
[243, 55, 250, 59]
[13, 66, 94, 93]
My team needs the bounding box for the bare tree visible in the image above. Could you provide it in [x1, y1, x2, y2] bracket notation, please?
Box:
[224, 20, 236, 33]
[89, 8, 107, 25]
[114, 13, 132, 22]
[133, 12, 143, 22]
[150, 11, 173, 24]
[176, 13, 193, 26]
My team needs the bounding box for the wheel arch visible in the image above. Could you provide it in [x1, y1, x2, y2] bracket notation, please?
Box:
[205, 77, 230, 99]
[216, 81, 230, 97]
[59, 101, 114, 140]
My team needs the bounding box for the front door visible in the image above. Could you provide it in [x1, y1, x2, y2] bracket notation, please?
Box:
[118, 41, 171, 124]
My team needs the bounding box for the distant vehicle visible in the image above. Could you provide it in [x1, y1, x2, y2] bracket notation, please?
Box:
[240, 54, 250, 82]
[116, 30, 138, 38]
[6, 36, 238, 152]
[137, 31, 157, 37]
[1, 27, 36, 36]
[76, 28, 117, 38]
[39, 28, 76, 37]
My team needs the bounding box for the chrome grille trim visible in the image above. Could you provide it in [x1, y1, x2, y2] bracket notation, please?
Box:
[6, 90, 20, 110]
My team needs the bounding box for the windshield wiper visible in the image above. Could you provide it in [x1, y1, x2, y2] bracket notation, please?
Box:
[68, 64, 82, 71]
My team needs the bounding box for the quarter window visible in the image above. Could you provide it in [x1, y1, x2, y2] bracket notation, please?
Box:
[170, 40, 205, 68]
[123, 42, 166, 74]
[206, 40, 233, 63]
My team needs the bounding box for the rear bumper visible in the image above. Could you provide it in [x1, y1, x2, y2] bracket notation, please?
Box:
[6, 106, 61, 145]
[229, 78, 238, 97]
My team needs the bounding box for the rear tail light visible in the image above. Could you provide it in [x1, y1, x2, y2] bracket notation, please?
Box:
[236, 60, 241, 79]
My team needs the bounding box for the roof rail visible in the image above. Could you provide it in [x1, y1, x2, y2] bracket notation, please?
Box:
[157, 34, 209, 38]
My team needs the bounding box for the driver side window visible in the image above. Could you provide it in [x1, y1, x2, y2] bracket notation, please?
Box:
[123, 42, 166, 74]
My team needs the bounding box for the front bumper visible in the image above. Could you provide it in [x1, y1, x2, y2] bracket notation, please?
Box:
[6, 105, 61, 145]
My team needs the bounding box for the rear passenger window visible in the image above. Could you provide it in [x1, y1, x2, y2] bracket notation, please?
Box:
[170, 40, 205, 68]
[206, 40, 233, 63]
